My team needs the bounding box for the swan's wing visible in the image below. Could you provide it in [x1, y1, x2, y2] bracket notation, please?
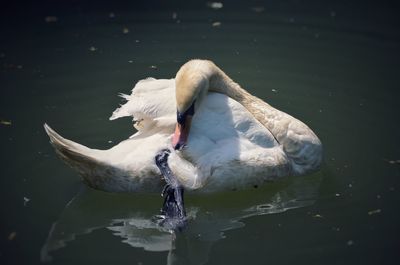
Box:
[188, 92, 279, 156]
[110, 78, 176, 133]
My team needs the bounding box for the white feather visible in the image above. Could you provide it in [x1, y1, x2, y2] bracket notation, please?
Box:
[44, 60, 322, 193]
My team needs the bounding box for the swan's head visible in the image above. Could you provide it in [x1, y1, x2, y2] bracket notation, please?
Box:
[172, 67, 209, 150]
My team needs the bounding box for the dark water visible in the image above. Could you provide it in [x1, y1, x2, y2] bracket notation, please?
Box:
[1, 0, 400, 264]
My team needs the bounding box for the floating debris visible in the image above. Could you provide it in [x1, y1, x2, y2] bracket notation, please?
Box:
[386, 159, 400, 165]
[8, 232, 17, 241]
[313, 214, 323, 218]
[3, 64, 23, 70]
[251, 6, 265, 13]
[348, 183, 353, 188]
[23, 197, 30, 206]
[0, 119, 12, 126]
[109, 12, 115, 18]
[122, 27, 130, 34]
[128, 60, 133, 63]
[45, 16, 58, 23]
[335, 193, 340, 197]
[107, 140, 113, 144]
[89, 46, 97, 52]
[149, 65, 157, 69]
[271, 88, 277, 93]
[207, 2, 223, 10]
[135, 40, 140, 43]
[212, 21, 222, 27]
[347, 240, 354, 246]
[368, 209, 381, 216]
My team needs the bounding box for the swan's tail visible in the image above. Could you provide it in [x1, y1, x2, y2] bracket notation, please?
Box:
[44, 124, 93, 158]
[43, 123, 109, 189]
[44, 124, 162, 193]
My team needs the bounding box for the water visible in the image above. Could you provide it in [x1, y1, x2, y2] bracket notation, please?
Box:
[1, 0, 399, 264]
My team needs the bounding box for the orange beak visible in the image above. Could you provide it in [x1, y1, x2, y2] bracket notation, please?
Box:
[172, 115, 192, 150]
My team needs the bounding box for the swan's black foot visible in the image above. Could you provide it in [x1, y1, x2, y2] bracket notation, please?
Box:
[155, 149, 187, 231]
[155, 149, 170, 168]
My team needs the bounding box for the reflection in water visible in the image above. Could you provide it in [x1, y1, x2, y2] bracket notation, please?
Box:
[41, 172, 322, 264]
[108, 218, 174, 252]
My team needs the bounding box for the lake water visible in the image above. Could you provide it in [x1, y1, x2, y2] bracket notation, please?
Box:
[1, 0, 399, 264]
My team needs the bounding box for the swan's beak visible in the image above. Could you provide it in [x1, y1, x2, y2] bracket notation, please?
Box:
[172, 115, 192, 150]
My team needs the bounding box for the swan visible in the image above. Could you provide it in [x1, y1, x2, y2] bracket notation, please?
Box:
[44, 59, 322, 194]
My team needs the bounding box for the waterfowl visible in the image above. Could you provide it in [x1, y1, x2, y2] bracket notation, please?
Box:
[44, 59, 322, 194]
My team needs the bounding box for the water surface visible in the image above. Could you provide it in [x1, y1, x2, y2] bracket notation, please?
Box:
[1, 1, 399, 264]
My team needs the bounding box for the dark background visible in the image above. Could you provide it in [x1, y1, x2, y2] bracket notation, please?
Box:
[1, 1, 399, 264]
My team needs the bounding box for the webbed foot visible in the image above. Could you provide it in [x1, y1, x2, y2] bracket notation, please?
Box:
[155, 149, 187, 231]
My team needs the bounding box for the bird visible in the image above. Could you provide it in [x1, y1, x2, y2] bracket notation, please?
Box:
[44, 59, 323, 194]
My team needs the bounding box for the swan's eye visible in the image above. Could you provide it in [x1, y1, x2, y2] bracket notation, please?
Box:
[177, 101, 196, 125]
[177, 111, 185, 125]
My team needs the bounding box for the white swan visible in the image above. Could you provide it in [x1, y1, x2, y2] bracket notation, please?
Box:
[44, 59, 322, 193]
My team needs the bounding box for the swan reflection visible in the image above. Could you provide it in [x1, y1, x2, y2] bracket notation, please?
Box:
[41, 173, 321, 264]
